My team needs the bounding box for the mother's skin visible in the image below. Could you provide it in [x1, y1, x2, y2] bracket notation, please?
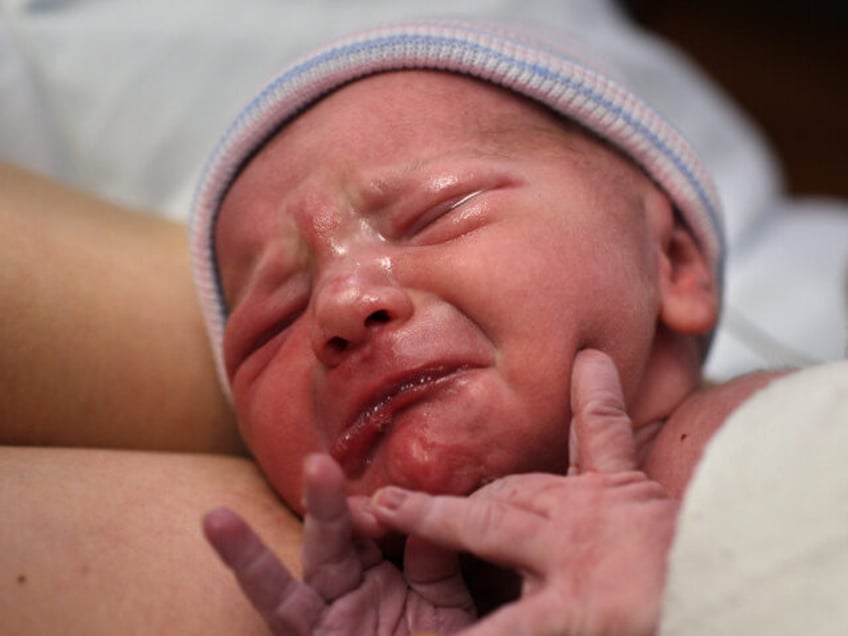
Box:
[0, 162, 302, 634]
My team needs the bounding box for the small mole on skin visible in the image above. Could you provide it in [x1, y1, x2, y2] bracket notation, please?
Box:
[680, 433, 688, 442]
[17, 574, 27, 585]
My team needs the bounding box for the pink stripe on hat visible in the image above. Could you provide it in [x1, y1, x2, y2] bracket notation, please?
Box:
[189, 18, 725, 397]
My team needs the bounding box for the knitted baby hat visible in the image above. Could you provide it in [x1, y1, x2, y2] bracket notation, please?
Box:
[189, 18, 725, 396]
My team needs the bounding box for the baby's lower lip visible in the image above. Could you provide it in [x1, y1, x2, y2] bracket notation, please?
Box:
[330, 367, 470, 477]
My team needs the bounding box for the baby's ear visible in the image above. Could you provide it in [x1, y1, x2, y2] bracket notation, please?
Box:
[648, 191, 719, 336]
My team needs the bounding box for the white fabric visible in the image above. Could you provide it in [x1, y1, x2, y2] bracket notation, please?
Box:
[661, 360, 848, 635]
[1, 0, 846, 377]
[0, 0, 776, 237]
[706, 199, 848, 380]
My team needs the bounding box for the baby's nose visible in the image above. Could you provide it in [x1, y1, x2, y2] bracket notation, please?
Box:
[310, 271, 413, 366]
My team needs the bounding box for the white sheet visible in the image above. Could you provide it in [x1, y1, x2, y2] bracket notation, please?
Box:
[707, 199, 848, 379]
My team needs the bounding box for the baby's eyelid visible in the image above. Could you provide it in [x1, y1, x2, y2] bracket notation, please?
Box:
[232, 297, 306, 370]
[449, 189, 484, 209]
[238, 313, 287, 366]
[406, 189, 483, 237]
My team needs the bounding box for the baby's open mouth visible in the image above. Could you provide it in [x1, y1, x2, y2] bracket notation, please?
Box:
[330, 366, 471, 477]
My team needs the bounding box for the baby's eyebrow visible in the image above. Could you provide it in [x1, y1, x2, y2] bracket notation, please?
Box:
[356, 138, 523, 209]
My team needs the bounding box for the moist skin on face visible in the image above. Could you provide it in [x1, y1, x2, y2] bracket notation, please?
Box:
[215, 71, 706, 510]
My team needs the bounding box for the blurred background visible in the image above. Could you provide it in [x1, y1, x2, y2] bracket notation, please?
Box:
[618, 0, 848, 200]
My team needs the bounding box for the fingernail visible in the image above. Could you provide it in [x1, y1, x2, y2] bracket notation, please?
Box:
[372, 486, 407, 511]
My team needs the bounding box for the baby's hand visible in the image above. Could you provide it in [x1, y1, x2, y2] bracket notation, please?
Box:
[202, 454, 474, 635]
[370, 349, 679, 636]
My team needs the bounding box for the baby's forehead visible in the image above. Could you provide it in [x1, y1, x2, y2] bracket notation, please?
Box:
[225, 71, 610, 199]
[216, 70, 641, 256]
[262, 71, 595, 162]
[218, 72, 612, 234]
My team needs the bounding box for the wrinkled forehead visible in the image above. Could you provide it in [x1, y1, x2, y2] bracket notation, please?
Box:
[220, 69, 592, 202]
[214, 69, 641, 230]
[214, 69, 610, 305]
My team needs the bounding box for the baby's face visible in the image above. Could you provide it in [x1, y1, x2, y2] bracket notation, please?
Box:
[216, 71, 665, 511]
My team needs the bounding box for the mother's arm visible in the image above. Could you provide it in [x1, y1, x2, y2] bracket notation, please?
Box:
[0, 446, 303, 635]
[0, 162, 306, 633]
[0, 161, 238, 452]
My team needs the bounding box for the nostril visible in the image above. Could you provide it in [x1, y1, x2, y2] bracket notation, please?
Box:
[365, 309, 391, 326]
[327, 336, 348, 353]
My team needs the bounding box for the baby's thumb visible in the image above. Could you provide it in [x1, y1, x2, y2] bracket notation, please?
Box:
[568, 349, 637, 474]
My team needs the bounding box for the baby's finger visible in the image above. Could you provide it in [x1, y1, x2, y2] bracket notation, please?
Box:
[404, 535, 475, 611]
[301, 453, 365, 601]
[348, 494, 391, 539]
[202, 507, 324, 635]
[371, 487, 547, 571]
[569, 349, 637, 474]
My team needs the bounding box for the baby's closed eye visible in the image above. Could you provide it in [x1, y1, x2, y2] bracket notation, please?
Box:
[224, 280, 309, 376]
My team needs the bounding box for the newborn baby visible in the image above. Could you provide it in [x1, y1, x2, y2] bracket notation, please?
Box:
[189, 19, 782, 634]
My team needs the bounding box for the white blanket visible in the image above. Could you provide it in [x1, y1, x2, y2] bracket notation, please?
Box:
[662, 360, 848, 635]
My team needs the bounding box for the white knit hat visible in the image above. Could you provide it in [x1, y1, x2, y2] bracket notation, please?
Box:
[189, 18, 725, 396]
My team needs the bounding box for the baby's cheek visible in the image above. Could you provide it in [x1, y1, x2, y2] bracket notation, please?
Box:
[241, 412, 324, 516]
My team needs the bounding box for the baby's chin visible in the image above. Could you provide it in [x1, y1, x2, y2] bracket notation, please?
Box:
[348, 428, 528, 498]
[257, 433, 495, 518]
[346, 410, 571, 498]
[344, 460, 483, 501]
